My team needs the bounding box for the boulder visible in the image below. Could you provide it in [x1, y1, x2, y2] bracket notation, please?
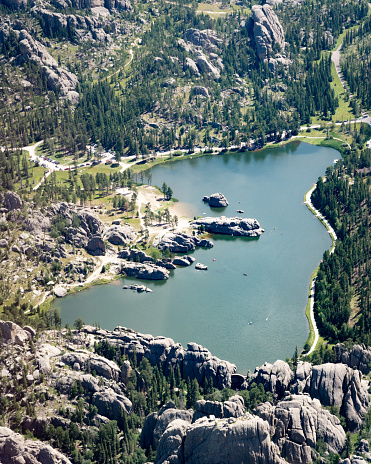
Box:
[4, 191, 22, 211]
[252, 5, 285, 61]
[0, 426, 72, 463]
[192, 86, 209, 98]
[304, 363, 369, 431]
[23, 325, 36, 339]
[196, 55, 220, 79]
[0, 320, 30, 346]
[86, 235, 106, 256]
[92, 388, 132, 420]
[173, 256, 195, 266]
[104, 224, 136, 245]
[54, 286, 67, 298]
[202, 192, 229, 207]
[192, 216, 264, 237]
[121, 360, 132, 384]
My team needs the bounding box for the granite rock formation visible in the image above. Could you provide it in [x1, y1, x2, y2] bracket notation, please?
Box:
[192, 216, 264, 237]
[121, 262, 170, 280]
[252, 5, 285, 60]
[156, 232, 213, 252]
[202, 192, 229, 207]
[104, 224, 137, 245]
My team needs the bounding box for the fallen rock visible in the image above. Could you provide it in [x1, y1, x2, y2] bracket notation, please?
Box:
[192, 216, 264, 237]
[202, 192, 229, 207]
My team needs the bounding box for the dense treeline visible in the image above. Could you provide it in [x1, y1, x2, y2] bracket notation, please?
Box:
[311, 148, 371, 343]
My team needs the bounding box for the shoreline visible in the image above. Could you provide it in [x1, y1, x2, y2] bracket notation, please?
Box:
[303, 182, 338, 355]
[41, 140, 341, 361]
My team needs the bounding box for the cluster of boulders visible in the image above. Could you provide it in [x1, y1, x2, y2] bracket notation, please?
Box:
[156, 232, 213, 252]
[192, 216, 264, 237]
[334, 343, 371, 375]
[121, 261, 170, 280]
[202, 192, 229, 207]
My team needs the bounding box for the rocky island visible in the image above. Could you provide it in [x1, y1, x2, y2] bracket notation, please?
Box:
[202, 193, 229, 207]
[192, 216, 264, 237]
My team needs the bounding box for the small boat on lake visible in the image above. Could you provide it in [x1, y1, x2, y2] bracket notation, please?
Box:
[195, 263, 208, 270]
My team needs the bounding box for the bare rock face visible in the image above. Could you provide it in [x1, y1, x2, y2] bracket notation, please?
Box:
[54, 286, 67, 298]
[0, 427, 72, 463]
[0, 320, 30, 346]
[196, 54, 220, 79]
[17, 30, 78, 98]
[256, 394, 346, 462]
[191, 216, 264, 237]
[118, 248, 152, 262]
[192, 85, 209, 98]
[61, 351, 121, 381]
[304, 363, 369, 431]
[104, 224, 137, 245]
[248, 359, 294, 398]
[252, 5, 285, 60]
[3, 191, 22, 211]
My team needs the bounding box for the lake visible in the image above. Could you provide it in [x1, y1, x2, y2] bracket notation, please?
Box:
[55, 141, 338, 373]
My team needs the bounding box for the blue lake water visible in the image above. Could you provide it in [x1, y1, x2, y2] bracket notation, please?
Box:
[55, 142, 338, 373]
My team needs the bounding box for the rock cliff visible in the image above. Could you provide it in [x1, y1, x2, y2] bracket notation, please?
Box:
[252, 5, 285, 60]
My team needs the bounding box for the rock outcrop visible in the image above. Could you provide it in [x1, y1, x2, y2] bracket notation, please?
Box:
[61, 351, 121, 381]
[256, 394, 346, 460]
[156, 232, 213, 252]
[193, 395, 245, 421]
[104, 224, 136, 245]
[3, 191, 22, 211]
[83, 326, 237, 389]
[0, 320, 31, 346]
[192, 216, 264, 237]
[202, 192, 229, 207]
[173, 255, 195, 266]
[184, 28, 222, 51]
[304, 363, 368, 431]
[252, 5, 285, 60]
[248, 360, 294, 398]
[92, 388, 132, 420]
[54, 286, 67, 298]
[155, 414, 286, 464]
[0, 427, 72, 464]
[17, 30, 78, 98]
[121, 262, 170, 280]
[118, 248, 152, 263]
[86, 235, 106, 256]
[334, 343, 371, 375]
